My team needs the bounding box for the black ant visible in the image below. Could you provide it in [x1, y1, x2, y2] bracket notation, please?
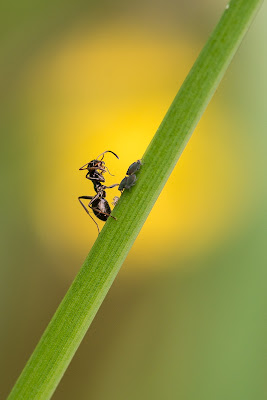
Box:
[118, 160, 142, 191]
[79, 150, 119, 184]
[78, 151, 119, 234]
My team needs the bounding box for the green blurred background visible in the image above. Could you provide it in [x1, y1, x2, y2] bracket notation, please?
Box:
[0, 1, 266, 399]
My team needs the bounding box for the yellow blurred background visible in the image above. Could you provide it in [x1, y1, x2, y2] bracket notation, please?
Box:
[0, 1, 266, 399]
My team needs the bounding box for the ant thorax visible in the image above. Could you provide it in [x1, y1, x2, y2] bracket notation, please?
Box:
[96, 185, 106, 197]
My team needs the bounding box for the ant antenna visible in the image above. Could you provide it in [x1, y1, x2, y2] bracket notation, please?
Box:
[79, 163, 89, 170]
[96, 150, 119, 161]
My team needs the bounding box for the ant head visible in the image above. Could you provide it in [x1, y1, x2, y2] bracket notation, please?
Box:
[96, 151, 119, 175]
[79, 159, 104, 171]
[79, 151, 119, 172]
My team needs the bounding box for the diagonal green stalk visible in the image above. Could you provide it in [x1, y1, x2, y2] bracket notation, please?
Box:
[8, 0, 263, 399]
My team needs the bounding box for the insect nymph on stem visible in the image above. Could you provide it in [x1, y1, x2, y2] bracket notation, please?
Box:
[118, 159, 142, 192]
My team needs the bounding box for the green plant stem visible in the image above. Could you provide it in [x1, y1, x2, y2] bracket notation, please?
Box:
[8, 0, 263, 399]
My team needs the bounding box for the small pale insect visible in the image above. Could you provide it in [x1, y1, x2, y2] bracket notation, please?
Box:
[112, 196, 120, 206]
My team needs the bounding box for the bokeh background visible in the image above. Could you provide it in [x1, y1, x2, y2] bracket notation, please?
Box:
[0, 1, 266, 399]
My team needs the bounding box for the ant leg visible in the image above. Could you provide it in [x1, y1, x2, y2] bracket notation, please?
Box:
[78, 196, 94, 213]
[78, 196, 100, 234]
[102, 183, 119, 189]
